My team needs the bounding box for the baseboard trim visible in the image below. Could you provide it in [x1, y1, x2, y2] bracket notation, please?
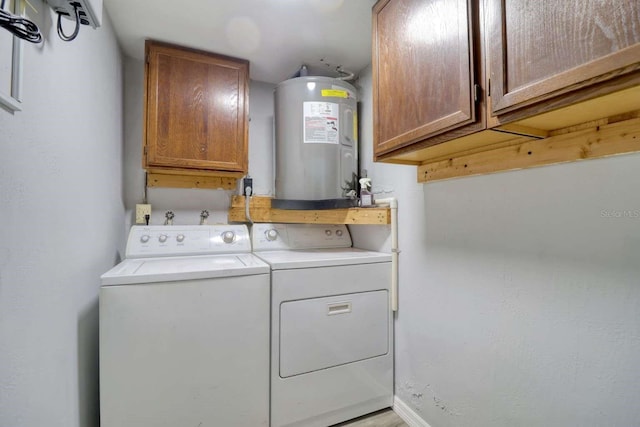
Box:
[393, 396, 432, 427]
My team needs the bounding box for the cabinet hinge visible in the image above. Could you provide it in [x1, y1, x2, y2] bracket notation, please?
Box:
[473, 84, 481, 103]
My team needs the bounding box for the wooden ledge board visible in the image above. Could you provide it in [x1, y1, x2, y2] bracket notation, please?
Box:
[418, 116, 640, 182]
[228, 196, 390, 225]
[148, 172, 237, 190]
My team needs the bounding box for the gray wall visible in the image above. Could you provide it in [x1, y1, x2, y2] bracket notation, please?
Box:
[6, 3, 639, 425]
[0, 4, 124, 427]
[352, 66, 640, 427]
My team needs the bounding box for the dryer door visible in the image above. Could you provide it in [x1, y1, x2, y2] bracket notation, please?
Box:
[279, 290, 389, 378]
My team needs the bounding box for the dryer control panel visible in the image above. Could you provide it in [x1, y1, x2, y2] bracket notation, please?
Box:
[126, 225, 251, 258]
[252, 223, 352, 251]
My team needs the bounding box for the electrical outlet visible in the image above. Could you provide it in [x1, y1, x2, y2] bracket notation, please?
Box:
[135, 204, 152, 224]
[243, 177, 253, 196]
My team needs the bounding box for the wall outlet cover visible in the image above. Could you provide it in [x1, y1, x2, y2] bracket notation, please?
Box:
[135, 204, 151, 224]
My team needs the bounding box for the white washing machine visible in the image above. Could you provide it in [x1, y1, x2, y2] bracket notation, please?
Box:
[100, 224, 270, 427]
[252, 223, 393, 427]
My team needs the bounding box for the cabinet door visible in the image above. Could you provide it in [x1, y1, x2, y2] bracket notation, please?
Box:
[145, 42, 249, 173]
[373, 0, 477, 157]
[488, 0, 640, 115]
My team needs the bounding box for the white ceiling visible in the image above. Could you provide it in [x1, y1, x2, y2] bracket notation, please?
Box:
[103, 0, 377, 84]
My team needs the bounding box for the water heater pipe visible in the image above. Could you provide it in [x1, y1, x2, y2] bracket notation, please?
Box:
[336, 67, 355, 81]
[374, 197, 399, 312]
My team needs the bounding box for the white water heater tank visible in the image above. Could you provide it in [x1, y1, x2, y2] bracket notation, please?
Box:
[273, 76, 358, 209]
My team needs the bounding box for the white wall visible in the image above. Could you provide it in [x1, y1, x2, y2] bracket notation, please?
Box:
[122, 57, 275, 223]
[0, 4, 124, 427]
[353, 66, 640, 427]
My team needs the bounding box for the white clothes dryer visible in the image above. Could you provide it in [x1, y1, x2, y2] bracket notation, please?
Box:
[252, 223, 393, 427]
[100, 225, 270, 427]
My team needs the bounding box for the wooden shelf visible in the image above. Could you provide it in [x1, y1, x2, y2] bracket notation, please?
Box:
[228, 196, 390, 225]
[417, 112, 640, 182]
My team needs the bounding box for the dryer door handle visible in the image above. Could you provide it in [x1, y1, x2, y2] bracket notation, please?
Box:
[327, 302, 352, 315]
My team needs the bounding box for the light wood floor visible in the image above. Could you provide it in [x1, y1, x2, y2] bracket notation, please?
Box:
[332, 408, 408, 427]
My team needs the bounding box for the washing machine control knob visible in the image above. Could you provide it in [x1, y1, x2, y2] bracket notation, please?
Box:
[158, 234, 168, 243]
[222, 231, 235, 244]
[336, 229, 343, 237]
[176, 234, 185, 243]
[140, 234, 150, 243]
[325, 229, 332, 236]
[265, 229, 278, 241]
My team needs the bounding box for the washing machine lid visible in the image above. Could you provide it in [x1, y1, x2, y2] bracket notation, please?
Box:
[254, 248, 391, 270]
[101, 253, 269, 285]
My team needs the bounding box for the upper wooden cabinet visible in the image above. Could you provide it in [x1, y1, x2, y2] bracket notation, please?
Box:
[144, 41, 249, 176]
[488, 0, 640, 116]
[372, 0, 640, 171]
[372, 0, 480, 158]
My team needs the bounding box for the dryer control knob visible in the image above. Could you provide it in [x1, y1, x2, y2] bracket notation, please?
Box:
[265, 229, 278, 241]
[158, 234, 168, 243]
[336, 229, 343, 237]
[176, 234, 185, 243]
[222, 231, 235, 244]
[140, 234, 150, 243]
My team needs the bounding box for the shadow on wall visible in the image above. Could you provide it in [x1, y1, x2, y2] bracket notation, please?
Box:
[77, 298, 99, 427]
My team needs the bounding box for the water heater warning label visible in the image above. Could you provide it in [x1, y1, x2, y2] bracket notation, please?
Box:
[321, 89, 348, 98]
[303, 102, 339, 144]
